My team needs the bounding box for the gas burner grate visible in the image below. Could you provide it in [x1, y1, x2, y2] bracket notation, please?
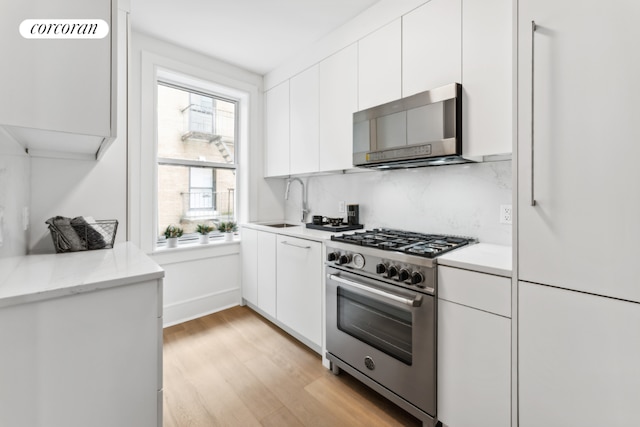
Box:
[331, 228, 476, 258]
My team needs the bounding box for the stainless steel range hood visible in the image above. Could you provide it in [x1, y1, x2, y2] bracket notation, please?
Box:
[353, 83, 472, 169]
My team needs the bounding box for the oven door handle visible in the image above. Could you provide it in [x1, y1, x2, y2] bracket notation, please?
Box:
[328, 274, 423, 307]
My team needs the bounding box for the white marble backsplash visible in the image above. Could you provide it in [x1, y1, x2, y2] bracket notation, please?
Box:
[284, 160, 512, 246]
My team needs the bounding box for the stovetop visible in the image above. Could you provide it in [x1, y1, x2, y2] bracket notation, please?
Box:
[330, 228, 476, 259]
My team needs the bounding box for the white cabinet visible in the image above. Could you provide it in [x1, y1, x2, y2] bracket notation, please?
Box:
[276, 234, 322, 348]
[0, 280, 162, 427]
[461, 0, 512, 157]
[437, 266, 511, 427]
[438, 300, 510, 427]
[240, 227, 258, 305]
[0, 0, 117, 160]
[256, 231, 277, 318]
[241, 227, 277, 318]
[402, 0, 461, 97]
[290, 65, 319, 175]
[517, 0, 640, 302]
[264, 81, 290, 177]
[519, 282, 640, 427]
[358, 19, 402, 110]
[319, 44, 358, 171]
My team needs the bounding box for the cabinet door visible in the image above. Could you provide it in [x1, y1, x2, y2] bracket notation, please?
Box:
[518, 1, 640, 302]
[358, 19, 402, 110]
[319, 44, 358, 172]
[519, 282, 640, 427]
[276, 235, 322, 347]
[240, 227, 258, 305]
[462, 0, 512, 157]
[0, 281, 159, 427]
[0, 0, 113, 138]
[256, 231, 276, 318]
[264, 81, 290, 177]
[402, 0, 461, 97]
[290, 65, 319, 174]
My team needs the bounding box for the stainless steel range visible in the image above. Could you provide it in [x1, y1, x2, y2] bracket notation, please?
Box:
[325, 228, 475, 427]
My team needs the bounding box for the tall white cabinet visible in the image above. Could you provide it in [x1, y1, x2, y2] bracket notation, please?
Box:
[517, 0, 640, 302]
[517, 1, 640, 425]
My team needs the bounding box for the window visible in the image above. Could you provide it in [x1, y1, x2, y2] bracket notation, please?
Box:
[156, 80, 237, 243]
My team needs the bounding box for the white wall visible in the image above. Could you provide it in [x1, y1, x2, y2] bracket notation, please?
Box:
[129, 31, 283, 252]
[0, 129, 30, 257]
[283, 160, 512, 246]
[129, 32, 282, 324]
[29, 137, 128, 254]
[29, 6, 129, 254]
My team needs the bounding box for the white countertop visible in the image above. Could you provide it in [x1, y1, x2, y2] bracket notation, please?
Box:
[242, 221, 338, 242]
[438, 243, 512, 277]
[0, 242, 164, 308]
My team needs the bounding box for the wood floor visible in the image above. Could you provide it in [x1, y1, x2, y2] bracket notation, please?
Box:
[163, 305, 421, 427]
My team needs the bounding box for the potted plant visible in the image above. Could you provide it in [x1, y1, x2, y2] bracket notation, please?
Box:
[218, 221, 237, 242]
[196, 223, 215, 244]
[164, 224, 183, 248]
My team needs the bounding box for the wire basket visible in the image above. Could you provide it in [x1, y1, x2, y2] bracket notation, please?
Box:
[48, 219, 118, 253]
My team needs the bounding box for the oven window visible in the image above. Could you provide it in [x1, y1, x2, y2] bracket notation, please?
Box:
[337, 287, 413, 365]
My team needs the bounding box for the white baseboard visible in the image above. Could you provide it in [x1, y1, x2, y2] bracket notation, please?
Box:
[162, 287, 241, 327]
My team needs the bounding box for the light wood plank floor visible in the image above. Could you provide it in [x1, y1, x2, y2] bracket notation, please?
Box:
[163, 305, 421, 427]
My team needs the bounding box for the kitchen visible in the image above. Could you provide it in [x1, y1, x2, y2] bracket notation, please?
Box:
[0, 0, 638, 426]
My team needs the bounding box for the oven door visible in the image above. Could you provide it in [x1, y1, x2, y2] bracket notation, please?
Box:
[325, 266, 436, 416]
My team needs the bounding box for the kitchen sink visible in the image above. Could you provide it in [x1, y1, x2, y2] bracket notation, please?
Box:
[263, 223, 299, 228]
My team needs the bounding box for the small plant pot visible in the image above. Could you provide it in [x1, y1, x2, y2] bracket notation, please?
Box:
[199, 234, 210, 244]
[167, 237, 178, 248]
[224, 232, 234, 242]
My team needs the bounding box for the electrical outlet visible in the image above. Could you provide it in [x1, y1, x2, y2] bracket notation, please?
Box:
[500, 204, 512, 225]
[338, 201, 346, 213]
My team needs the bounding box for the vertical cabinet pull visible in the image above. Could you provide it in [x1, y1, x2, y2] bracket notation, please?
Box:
[531, 20, 537, 206]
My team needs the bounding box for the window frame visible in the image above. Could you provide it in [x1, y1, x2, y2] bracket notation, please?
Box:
[155, 78, 239, 246]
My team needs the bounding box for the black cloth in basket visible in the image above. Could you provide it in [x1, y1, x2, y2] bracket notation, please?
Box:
[46, 216, 118, 253]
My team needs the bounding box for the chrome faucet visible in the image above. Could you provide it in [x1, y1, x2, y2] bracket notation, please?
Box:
[285, 177, 309, 223]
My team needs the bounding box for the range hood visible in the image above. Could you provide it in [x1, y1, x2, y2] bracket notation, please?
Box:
[353, 83, 472, 169]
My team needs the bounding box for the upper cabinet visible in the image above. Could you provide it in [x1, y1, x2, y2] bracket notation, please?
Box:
[263, 0, 514, 177]
[402, 0, 461, 97]
[264, 81, 290, 177]
[461, 0, 512, 157]
[357, 19, 402, 110]
[319, 44, 358, 172]
[0, 0, 117, 160]
[289, 65, 319, 175]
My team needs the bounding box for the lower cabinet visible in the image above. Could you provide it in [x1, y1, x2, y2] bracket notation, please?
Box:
[276, 235, 322, 349]
[240, 227, 276, 318]
[241, 228, 322, 351]
[519, 281, 640, 427]
[437, 266, 511, 427]
[0, 280, 162, 427]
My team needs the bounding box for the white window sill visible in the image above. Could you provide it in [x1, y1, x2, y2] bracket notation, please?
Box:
[151, 234, 240, 265]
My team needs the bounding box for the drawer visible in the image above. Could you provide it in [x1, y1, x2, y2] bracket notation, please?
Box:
[438, 266, 511, 317]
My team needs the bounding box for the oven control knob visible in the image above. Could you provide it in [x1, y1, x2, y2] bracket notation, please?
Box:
[375, 263, 387, 274]
[387, 265, 398, 278]
[411, 271, 425, 285]
[399, 268, 411, 281]
[327, 252, 340, 262]
[338, 254, 352, 265]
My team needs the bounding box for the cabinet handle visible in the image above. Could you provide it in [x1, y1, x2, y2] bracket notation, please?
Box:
[531, 20, 537, 206]
[280, 240, 311, 249]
